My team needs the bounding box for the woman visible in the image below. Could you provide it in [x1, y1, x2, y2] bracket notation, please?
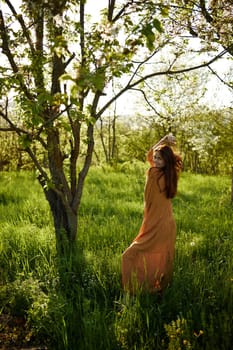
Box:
[121, 134, 182, 294]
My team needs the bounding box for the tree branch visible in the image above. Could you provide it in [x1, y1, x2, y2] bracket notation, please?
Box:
[37, 104, 72, 133]
[199, 0, 213, 23]
[68, 117, 81, 197]
[80, 0, 85, 67]
[0, 10, 33, 100]
[130, 87, 165, 118]
[0, 127, 15, 131]
[0, 10, 19, 74]
[74, 124, 94, 209]
[111, 0, 131, 22]
[127, 40, 171, 91]
[5, 0, 35, 54]
[0, 100, 47, 149]
[108, 0, 116, 21]
[111, 0, 155, 22]
[26, 147, 49, 182]
[64, 52, 76, 69]
[0, 109, 28, 136]
[96, 49, 228, 118]
[208, 65, 233, 91]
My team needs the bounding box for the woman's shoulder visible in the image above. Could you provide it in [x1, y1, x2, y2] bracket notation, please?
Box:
[146, 167, 165, 193]
[148, 166, 160, 174]
[147, 167, 163, 179]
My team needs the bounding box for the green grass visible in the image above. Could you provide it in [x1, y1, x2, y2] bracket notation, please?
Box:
[0, 167, 232, 349]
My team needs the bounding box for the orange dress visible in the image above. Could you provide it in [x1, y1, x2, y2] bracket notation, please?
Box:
[121, 149, 176, 293]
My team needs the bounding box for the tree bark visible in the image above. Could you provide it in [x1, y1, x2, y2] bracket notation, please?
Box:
[45, 188, 77, 244]
[231, 166, 233, 203]
[37, 171, 78, 253]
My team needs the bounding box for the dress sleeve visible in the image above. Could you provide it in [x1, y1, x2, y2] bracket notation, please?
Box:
[133, 167, 164, 243]
[144, 167, 159, 208]
[146, 148, 154, 167]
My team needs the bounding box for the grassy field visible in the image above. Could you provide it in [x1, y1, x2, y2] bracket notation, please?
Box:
[0, 165, 232, 349]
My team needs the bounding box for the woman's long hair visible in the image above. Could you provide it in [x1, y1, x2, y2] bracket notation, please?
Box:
[155, 145, 182, 198]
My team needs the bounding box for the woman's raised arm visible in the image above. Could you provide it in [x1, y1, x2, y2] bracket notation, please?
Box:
[152, 134, 176, 150]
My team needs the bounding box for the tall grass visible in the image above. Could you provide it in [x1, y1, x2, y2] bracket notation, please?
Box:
[0, 167, 232, 349]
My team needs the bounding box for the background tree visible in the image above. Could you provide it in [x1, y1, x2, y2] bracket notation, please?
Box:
[101, 65, 233, 174]
[172, 0, 233, 55]
[0, 0, 231, 251]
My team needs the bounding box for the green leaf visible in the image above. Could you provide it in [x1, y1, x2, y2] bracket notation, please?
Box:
[141, 24, 155, 51]
[141, 23, 153, 37]
[160, 6, 169, 17]
[60, 74, 75, 83]
[92, 69, 106, 91]
[152, 18, 164, 33]
[19, 134, 32, 149]
[70, 85, 79, 99]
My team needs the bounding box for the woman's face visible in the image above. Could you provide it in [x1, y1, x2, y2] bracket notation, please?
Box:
[153, 151, 165, 168]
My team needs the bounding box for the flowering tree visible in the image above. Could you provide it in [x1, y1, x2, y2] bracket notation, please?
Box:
[173, 0, 233, 54]
[0, 0, 229, 251]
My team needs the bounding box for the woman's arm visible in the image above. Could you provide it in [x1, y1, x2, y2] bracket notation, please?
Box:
[152, 134, 176, 150]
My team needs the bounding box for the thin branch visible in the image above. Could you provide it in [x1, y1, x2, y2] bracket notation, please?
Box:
[5, 0, 35, 54]
[111, 0, 132, 22]
[200, 0, 213, 23]
[0, 108, 48, 153]
[37, 103, 72, 136]
[0, 109, 28, 135]
[68, 118, 81, 196]
[26, 147, 49, 182]
[111, 0, 161, 22]
[207, 65, 233, 90]
[64, 52, 76, 69]
[108, 0, 116, 21]
[128, 47, 163, 86]
[0, 10, 33, 100]
[91, 91, 102, 117]
[0, 10, 19, 73]
[0, 127, 15, 131]
[96, 49, 228, 118]
[128, 38, 171, 84]
[80, 0, 85, 68]
[130, 87, 165, 119]
[73, 124, 94, 209]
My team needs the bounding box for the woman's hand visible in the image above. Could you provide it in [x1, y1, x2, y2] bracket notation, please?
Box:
[163, 134, 176, 146]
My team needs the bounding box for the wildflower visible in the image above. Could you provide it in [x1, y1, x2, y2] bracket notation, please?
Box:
[194, 330, 204, 337]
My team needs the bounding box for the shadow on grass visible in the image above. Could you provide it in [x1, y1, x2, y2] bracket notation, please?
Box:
[0, 193, 22, 205]
[49, 242, 121, 350]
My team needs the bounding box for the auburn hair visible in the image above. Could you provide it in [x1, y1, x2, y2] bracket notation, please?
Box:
[154, 145, 182, 199]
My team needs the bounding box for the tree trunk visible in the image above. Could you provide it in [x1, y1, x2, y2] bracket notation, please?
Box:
[44, 187, 78, 252]
[231, 166, 233, 203]
[39, 124, 80, 252]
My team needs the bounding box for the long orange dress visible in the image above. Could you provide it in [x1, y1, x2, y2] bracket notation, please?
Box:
[121, 149, 176, 293]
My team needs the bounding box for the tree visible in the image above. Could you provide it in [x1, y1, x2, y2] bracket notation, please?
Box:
[172, 0, 233, 55]
[0, 0, 230, 251]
